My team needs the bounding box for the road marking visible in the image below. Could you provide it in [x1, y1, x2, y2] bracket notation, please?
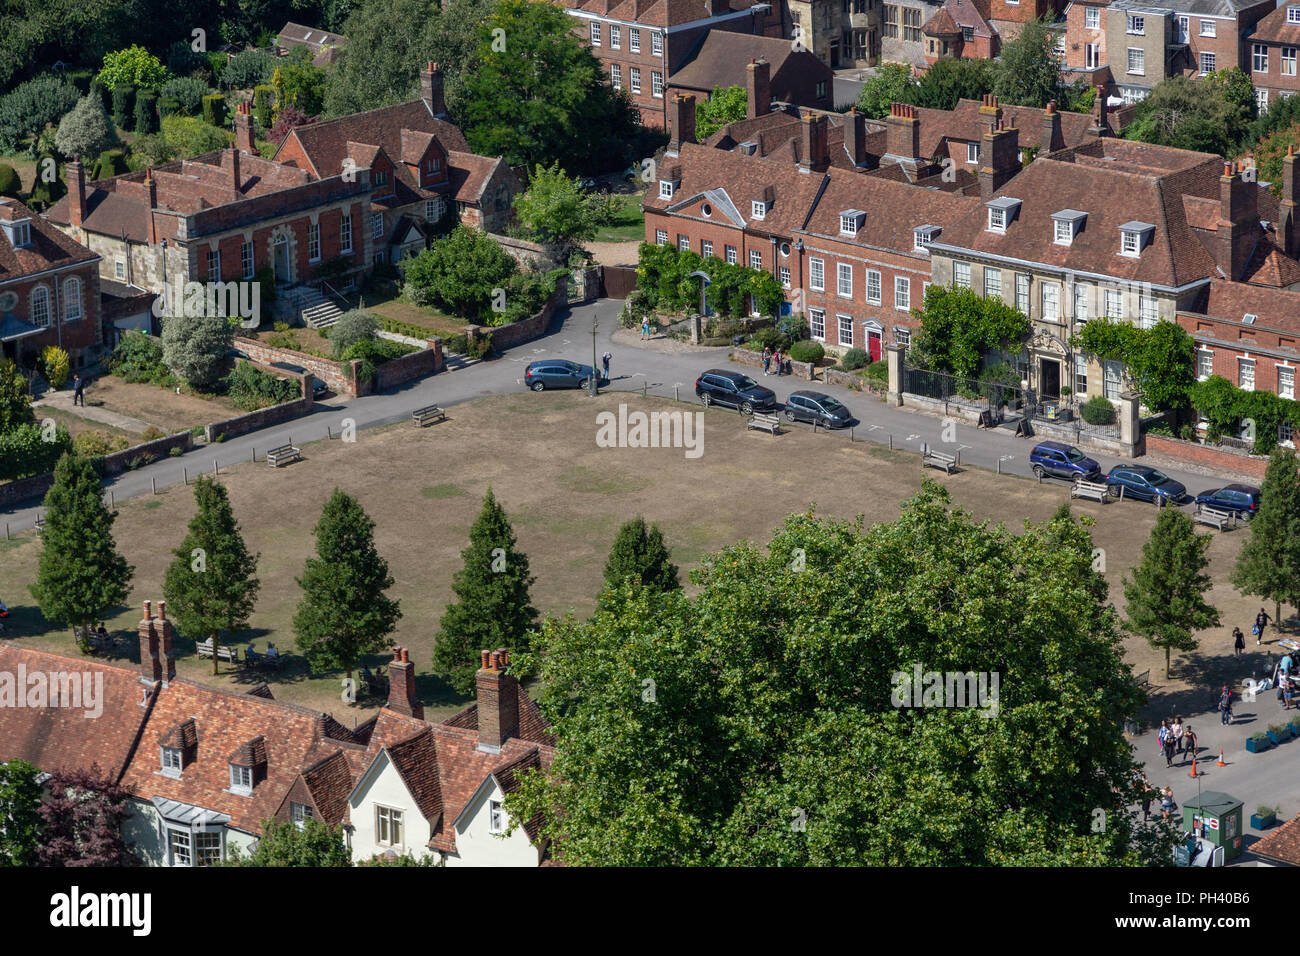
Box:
[955, 443, 972, 452]
[905, 434, 920, 442]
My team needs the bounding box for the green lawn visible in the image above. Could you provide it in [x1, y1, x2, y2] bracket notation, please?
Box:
[593, 193, 645, 242]
[364, 291, 467, 337]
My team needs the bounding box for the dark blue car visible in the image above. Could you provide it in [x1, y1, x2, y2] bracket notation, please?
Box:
[1105, 465, 1187, 505]
[1029, 441, 1102, 482]
[1194, 484, 1261, 519]
[524, 360, 607, 391]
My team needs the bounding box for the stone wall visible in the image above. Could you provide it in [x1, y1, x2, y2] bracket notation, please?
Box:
[730, 346, 815, 381]
[0, 431, 194, 509]
[487, 233, 564, 271]
[234, 337, 352, 393]
[205, 368, 315, 443]
[1142, 433, 1270, 481]
[824, 367, 885, 395]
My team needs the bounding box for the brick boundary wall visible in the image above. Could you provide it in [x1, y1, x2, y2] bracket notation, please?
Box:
[0, 431, 195, 509]
[205, 366, 315, 443]
[373, 339, 444, 391]
[235, 337, 352, 394]
[1142, 433, 1270, 481]
[475, 278, 567, 352]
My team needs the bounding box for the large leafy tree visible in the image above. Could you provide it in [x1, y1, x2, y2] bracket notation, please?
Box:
[910, 285, 1031, 379]
[458, 0, 640, 173]
[856, 61, 918, 118]
[97, 45, 169, 92]
[30, 453, 134, 650]
[222, 818, 351, 866]
[53, 95, 119, 160]
[37, 765, 137, 866]
[512, 163, 600, 252]
[161, 313, 235, 390]
[915, 57, 996, 111]
[433, 488, 537, 696]
[508, 484, 1166, 865]
[294, 490, 402, 687]
[601, 516, 680, 597]
[0, 358, 33, 432]
[1125, 71, 1256, 157]
[1232, 447, 1300, 625]
[402, 225, 517, 322]
[695, 85, 748, 139]
[0, 759, 43, 867]
[993, 18, 1063, 109]
[1124, 507, 1220, 678]
[163, 476, 261, 675]
[323, 0, 440, 117]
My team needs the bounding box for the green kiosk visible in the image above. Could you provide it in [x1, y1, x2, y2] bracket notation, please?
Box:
[1182, 792, 1244, 864]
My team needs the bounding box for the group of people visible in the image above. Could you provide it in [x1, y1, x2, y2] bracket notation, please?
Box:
[1137, 773, 1178, 823]
[1156, 716, 1198, 768]
[760, 346, 784, 377]
[1232, 608, 1273, 656]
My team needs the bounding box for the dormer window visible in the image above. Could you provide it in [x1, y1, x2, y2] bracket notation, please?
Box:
[230, 764, 252, 796]
[161, 747, 183, 777]
[1052, 210, 1086, 245]
[914, 224, 940, 252]
[1290, 6, 1300, 24]
[1243, 313, 1258, 325]
[1118, 221, 1155, 257]
[659, 180, 675, 200]
[752, 199, 767, 220]
[374, 169, 387, 187]
[1, 218, 32, 248]
[985, 197, 1021, 234]
[424, 157, 441, 176]
[839, 209, 865, 236]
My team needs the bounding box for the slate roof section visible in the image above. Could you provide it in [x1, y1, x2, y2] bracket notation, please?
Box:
[0, 198, 99, 284]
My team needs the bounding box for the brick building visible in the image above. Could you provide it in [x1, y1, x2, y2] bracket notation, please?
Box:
[0, 197, 103, 369]
[1245, 2, 1300, 109]
[274, 21, 348, 67]
[1061, 0, 1112, 87]
[921, 0, 999, 64]
[561, 0, 779, 127]
[667, 32, 835, 112]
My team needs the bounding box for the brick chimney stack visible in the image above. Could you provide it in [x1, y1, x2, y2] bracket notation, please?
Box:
[980, 118, 1020, 201]
[386, 646, 424, 719]
[234, 100, 256, 154]
[1042, 99, 1064, 154]
[1090, 86, 1110, 137]
[421, 62, 446, 118]
[849, 107, 868, 167]
[978, 93, 1002, 135]
[1282, 145, 1300, 258]
[144, 172, 159, 246]
[799, 113, 829, 173]
[138, 599, 176, 684]
[667, 93, 696, 157]
[1217, 159, 1259, 281]
[222, 147, 241, 196]
[68, 159, 85, 230]
[885, 101, 921, 164]
[746, 58, 771, 119]
[475, 648, 519, 752]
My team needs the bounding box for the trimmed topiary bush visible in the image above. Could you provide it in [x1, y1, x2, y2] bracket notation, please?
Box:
[160, 76, 210, 116]
[112, 84, 136, 131]
[253, 85, 274, 129]
[134, 91, 158, 135]
[1080, 395, 1116, 426]
[841, 347, 869, 370]
[92, 149, 128, 180]
[202, 93, 227, 127]
[0, 163, 19, 198]
[789, 339, 825, 364]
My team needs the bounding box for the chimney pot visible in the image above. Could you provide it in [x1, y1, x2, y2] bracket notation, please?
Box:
[158, 600, 166, 620]
[480, 649, 491, 668]
[142, 600, 152, 620]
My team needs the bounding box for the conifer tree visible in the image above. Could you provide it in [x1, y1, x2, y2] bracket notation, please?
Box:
[601, 516, 680, 599]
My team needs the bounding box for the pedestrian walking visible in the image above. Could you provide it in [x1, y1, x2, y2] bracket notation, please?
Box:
[1233, 626, 1245, 657]
[1284, 680, 1295, 711]
[72, 373, 85, 407]
[762, 347, 772, 375]
[1140, 781, 1153, 822]
[1157, 718, 1169, 755]
[640, 316, 651, 340]
[1218, 685, 1233, 725]
[1182, 726, 1197, 766]
[1161, 786, 1176, 822]
[601, 351, 612, 379]
[773, 347, 783, 377]
[1172, 716, 1185, 754]
[1256, 608, 1271, 645]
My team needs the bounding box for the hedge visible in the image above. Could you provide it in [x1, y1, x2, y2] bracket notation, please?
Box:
[788, 340, 824, 364]
[202, 93, 227, 127]
[1080, 396, 1116, 426]
[378, 316, 438, 341]
[112, 84, 136, 131]
[134, 91, 158, 135]
[0, 164, 19, 198]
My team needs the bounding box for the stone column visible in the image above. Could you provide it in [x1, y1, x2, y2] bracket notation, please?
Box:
[689, 314, 703, 345]
[886, 343, 906, 406]
[1118, 390, 1140, 457]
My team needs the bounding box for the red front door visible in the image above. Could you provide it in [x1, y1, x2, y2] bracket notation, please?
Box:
[867, 330, 882, 362]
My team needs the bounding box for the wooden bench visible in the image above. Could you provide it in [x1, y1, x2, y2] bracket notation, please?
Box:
[1194, 505, 1237, 531]
[1135, 669, 1151, 689]
[746, 412, 781, 435]
[196, 638, 240, 663]
[1070, 479, 1110, 503]
[412, 404, 446, 427]
[923, 448, 958, 474]
[266, 443, 301, 467]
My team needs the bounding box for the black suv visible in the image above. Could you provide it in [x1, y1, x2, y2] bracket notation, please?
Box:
[695, 369, 778, 414]
[1029, 441, 1102, 482]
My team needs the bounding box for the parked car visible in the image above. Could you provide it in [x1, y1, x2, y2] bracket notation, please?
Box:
[1029, 441, 1102, 482]
[695, 369, 778, 414]
[783, 390, 853, 428]
[1193, 483, 1261, 519]
[1104, 465, 1187, 505]
[524, 360, 607, 391]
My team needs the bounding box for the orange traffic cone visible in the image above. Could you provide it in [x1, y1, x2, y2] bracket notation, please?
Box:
[1217, 750, 1226, 767]
[1189, 754, 1198, 778]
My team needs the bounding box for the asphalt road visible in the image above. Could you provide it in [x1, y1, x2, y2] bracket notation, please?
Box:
[0, 296, 1251, 532]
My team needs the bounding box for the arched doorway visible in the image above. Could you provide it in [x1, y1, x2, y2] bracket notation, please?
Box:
[270, 231, 293, 285]
[862, 319, 884, 362]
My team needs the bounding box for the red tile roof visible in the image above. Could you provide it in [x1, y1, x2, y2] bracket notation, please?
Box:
[1248, 3, 1300, 46]
[1191, 279, 1300, 333]
[923, 7, 962, 35]
[0, 199, 99, 285]
[1251, 815, 1300, 865]
[913, 98, 1096, 158]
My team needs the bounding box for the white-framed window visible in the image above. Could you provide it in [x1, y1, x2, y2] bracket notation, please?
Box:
[1178, 15, 1189, 42]
[1085, 6, 1099, 29]
[837, 262, 853, 297]
[241, 240, 255, 278]
[1074, 353, 1088, 393]
[590, 21, 601, 45]
[1281, 366, 1295, 399]
[1055, 220, 1076, 245]
[809, 257, 825, 291]
[424, 200, 441, 225]
[630, 67, 641, 93]
[1197, 348, 1214, 380]
[984, 267, 1001, 300]
[114, 258, 126, 280]
[655, 228, 668, 245]
[1291, 6, 1300, 24]
[866, 269, 881, 304]
[1254, 44, 1269, 73]
[424, 156, 441, 177]
[167, 828, 191, 867]
[1103, 360, 1122, 400]
[489, 800, 506, 834]
[62, 277, 82, 321]
[809, 308, 826, 340]
[895, 276, 910, 310]
[291, 802, 313, 830]
[652, 71, 664, 98]
[1258, 88, 1270, 111]
[988, 208, 1006, 232]
[953, 261, 971, 288]
[610, 64, 621, 89]
[165, 827, 222, 867]
[160, 746, 182, 776]
[1285, 48, 1297, 76]
[1074, 283, 1090, 322]
[1137, 295, 1158, 329]
[30, 286, 50, 328]
[376, 805, 403, 847]
[1016, 273, 1030, 314]
[1121, 231, 1139, 256]
[1041, 282, 1060, 320]
[1127, 15, 1144, 34]
[308, 222, 321, 262]
[677, 234, 689, 252]
[749, 249, 762, 270]
[652, 31, 663, 56]
[207, 248, 221, 279]
[1085, 43, 1100, 70]
[779, 266, 791, 288]
[896, 327, 911, 347]
[1200, 52, 1215, 75]
[658, 179, 674, 200]
[838, 314, 853, 347]
[1127, 48, 1144, 76]
[230, 764, 252, 795]
[1199, 19, 1215, 37]
[1105, 288, 1123, 318]
[751, 200, 766, 220]
[1282, 421, 1295, 446]
[966, 142, 979, 164]
[700, 239, 712, 257]
[371, 213, 383, 240]
[630, 27, 641, 52]
[840, 214, 859, 236]
[610, 24, 621, 48]
[725, 245, 737, 264]
[1239, 357, 1255, 390]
